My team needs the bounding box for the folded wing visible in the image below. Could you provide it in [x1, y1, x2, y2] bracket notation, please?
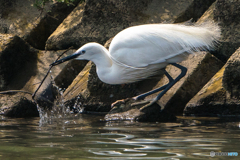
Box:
[109, 22, 220, 68]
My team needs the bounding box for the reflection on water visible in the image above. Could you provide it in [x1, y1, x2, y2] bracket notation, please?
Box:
[0, 114, 240, 160]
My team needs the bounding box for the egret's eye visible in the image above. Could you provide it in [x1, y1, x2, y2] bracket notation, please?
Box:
[81, 50, 86, 54]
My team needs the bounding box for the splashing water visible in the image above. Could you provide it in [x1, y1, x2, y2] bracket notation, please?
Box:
[36, 70, 82, 126]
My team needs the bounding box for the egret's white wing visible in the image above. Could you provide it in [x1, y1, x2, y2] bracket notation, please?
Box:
[109, 23, 220, 68]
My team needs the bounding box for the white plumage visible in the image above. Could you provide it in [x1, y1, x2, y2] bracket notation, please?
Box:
[52, 21, 220, 102]
[109, 23, 219, 68]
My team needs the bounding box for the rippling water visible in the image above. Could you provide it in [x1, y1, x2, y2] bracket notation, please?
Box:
[0, 114, 240, 160]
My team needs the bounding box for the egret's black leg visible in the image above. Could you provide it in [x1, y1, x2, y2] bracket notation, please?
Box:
[138, 63, 187, 111]
[152, 63, 187, 102]
[135, 69, 174, 100]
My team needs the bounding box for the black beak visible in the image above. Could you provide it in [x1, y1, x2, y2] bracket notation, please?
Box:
[51, 53, 80, 66]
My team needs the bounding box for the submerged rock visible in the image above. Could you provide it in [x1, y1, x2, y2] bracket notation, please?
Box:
[184, 48, 240, 116]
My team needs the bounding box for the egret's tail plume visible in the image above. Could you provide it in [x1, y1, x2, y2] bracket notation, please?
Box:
[195, 20, 221, 50]
[172, 20, 220, 54]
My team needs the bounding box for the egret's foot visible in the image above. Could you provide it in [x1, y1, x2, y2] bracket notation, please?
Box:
[130, 100, 152, 107]
[139, 99, 160, 112]
[111, 98, 130, 108]
[105, 98, 176, 122]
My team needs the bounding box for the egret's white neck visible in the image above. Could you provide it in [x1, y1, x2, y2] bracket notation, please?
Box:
[86, 44, 114, 84]
[90, 45, 112, 68]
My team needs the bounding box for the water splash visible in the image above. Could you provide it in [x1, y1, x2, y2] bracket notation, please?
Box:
[36, 70, 76, 126]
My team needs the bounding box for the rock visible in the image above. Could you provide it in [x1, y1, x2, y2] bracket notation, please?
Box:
[184, 48, 240, 116]
[174, 0, 216, 23]
[136, 52, 223, 115]
[223, 47, 240, 98]
[104, 99, 176, 122]
[5, 97, 39, 118]
[0, 34, 38, 91]
[197, 0, 240, 62]
[54, 59, 88, 89]
[0, 93, 38, 118]
[0, 0, 81, 49]
[46, 0, 214, 50]
[0, 40, 76, 114]
[63, 61, 137, 113]
[20, 49, 76, 94]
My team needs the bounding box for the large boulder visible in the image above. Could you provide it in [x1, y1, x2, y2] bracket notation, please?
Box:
[197, 0, 240, 62]
[0, 0, 81, 49]
[46, 0, 215, 50]
[0, 34, 38, 91]
[184, 47, 240, 116]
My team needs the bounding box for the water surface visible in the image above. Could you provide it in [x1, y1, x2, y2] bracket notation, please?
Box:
[0, 114, 239, 160]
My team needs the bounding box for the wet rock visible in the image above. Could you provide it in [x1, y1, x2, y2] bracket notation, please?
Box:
[197, 0, 240, 62]
[46, 0, 214, 50]
[136, 52, 223, 116]
[0, 93, 38, 118]
[104, 99, 176, 122]
[184, 48, 240, 116]
[0, 34, 38, 91]
[34, 82, 60, 111]
[4, 97, 38, 118]
[0, 0, 81, 49]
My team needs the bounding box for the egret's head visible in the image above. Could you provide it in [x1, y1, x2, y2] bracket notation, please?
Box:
[51, 43, 104, 66]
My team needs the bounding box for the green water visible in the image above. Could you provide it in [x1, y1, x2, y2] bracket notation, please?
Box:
[0, 114, 239, 160]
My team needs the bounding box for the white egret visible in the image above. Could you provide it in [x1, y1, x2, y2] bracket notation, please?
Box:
[51, 22, 220, 108]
